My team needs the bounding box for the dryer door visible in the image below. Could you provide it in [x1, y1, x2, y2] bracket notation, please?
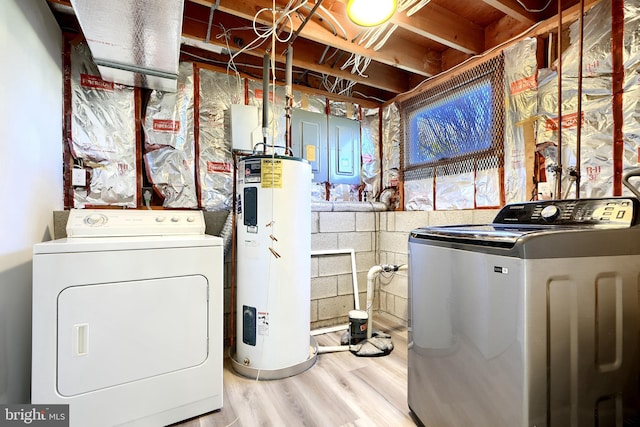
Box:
[57, 275, 208, 396]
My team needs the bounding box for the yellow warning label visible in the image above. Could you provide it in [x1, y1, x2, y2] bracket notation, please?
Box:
[261, 158, 283, 188]
[306, 145, 316, 162]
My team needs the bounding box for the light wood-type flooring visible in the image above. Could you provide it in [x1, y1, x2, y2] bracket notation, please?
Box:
[173, 317, 416, 427]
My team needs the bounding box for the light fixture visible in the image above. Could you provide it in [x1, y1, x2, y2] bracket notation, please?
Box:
[347, 0, 398, 27]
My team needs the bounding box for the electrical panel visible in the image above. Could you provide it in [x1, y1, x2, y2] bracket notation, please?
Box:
[291, 108, 360, 185]
[291, 108, 327, 182]
[329, 115, 360, 185]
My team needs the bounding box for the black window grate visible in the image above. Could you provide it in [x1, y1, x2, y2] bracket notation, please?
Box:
[399, 54, 505, 182]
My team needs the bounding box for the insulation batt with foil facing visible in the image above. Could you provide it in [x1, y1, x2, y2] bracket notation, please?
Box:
[143, 62, 197, 208]
[398, 0, 640, 209]
[69, 40, 383, 208]
[70, 42, 137, 208]
[536, 0, 640, 199]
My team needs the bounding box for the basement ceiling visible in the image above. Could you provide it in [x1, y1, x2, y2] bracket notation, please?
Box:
[47, 0, 582, 103]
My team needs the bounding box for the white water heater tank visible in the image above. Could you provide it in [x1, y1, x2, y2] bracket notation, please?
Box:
[235, 155, 312, 376]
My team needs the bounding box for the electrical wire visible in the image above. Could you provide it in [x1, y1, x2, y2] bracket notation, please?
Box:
[347, 0, 430, 82]
[373, 25, 398, 51]
[216, 0, 308, 85]
[516, 0, 553, 13]
[351, 90, 387, 103]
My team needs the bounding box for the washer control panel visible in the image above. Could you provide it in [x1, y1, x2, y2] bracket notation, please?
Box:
[493, 197, 639, 227]
[66, 209, 205, 237]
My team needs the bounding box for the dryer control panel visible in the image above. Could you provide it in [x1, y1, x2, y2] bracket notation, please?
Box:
[66, 209, 206, 237]
[493, 197, 639, 227]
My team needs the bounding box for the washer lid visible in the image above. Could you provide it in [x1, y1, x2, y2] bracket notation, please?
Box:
[410, 224, 542, 248]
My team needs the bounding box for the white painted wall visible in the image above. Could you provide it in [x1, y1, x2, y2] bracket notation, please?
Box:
[0, 0, 63, 403]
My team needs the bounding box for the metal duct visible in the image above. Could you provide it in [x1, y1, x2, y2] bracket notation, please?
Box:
[70, 0, 184, 92]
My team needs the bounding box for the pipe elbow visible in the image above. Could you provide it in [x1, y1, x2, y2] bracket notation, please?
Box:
[367, 265, 384, 280]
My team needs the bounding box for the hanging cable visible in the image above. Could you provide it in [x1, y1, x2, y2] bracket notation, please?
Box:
[516, 0, 553, 13]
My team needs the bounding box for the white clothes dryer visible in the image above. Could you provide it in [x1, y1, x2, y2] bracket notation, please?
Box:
[32, 209, 223, 427]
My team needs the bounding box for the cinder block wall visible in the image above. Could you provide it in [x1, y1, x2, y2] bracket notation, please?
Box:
[311, 209, 500, 329]
[310, 211, 378, 329]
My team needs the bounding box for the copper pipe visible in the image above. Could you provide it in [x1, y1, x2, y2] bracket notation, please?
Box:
[574, 0, 585, 198]
[612, 0, 625, 196]
[556, 0, 563, 199]
[289, 0, 324, 46]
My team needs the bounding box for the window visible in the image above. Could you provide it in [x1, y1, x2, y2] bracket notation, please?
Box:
[407, 78, 493, 164]
[400, 54, 504, 183]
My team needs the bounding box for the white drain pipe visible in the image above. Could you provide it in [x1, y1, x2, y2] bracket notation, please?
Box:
[366, 264, 407, 339]
[313, 262, 407, 353]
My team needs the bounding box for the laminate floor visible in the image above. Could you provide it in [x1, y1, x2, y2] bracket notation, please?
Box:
[173, 317, 416, 427]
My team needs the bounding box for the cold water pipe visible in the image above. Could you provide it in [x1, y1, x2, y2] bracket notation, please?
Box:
[366, 263, 407, 339]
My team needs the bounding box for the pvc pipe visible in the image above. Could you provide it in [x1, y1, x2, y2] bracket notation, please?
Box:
[310, 324, 348, 336]
[365, 265, 383, 339]
[285, 46, 293, 150]
[317, 345, 351, 354]
[366, 264, 407, 339]
[262, 53, 269, 150]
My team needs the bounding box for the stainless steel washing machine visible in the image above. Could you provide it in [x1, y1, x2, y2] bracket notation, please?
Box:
[408, 197, 640, 427]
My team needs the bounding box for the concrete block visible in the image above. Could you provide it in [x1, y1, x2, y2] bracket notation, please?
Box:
[338, 232, 373, 252]
[311, 233, 338, 251]
[393, 211, 431, 232]
[355, 212, 376, 231]
[355, 271, 369, 294]
[472, 208, 500, 224]
[395, 253, 408, 267]
[310, 300, 318, 322]
[428, 210, 473, 226]
[355, 251, 376, 273]
[311, 276, 338, 300]
[317, 295, 356, 320]
[378, 251, 390, 265]
[337, 273, 356, 296]
[311, 212, 319, 234]
[356, 291, 368, 311]
[386, 211, 395, 232]
[319, 212, 356, 232]
[379, 212, 388, 231]
[318, 253, 352, 276]
[310, 256, 319, 278]
[392, 295, 408, 321]
[379, 290, 388, 312]
[379, 231, 409, 255]
[381, 274, 408, 299]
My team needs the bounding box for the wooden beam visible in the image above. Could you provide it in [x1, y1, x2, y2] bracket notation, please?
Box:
[485, 14, 530, 48]
[392, 0, 601, 104]
[390, 3, 485, 55]
[480, 0, 537, 25]
[181, 10, 415, 94]
[187, 0, 439, 76]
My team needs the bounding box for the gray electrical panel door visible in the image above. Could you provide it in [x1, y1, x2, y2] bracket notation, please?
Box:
[291, 109, 327, 182]
[329, 116, 361, 185]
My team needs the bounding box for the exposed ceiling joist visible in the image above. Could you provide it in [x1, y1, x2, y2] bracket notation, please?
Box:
[47, 0, 584, 103]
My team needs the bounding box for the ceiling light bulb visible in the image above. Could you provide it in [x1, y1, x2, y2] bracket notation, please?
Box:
[347, 0, 397, 27]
